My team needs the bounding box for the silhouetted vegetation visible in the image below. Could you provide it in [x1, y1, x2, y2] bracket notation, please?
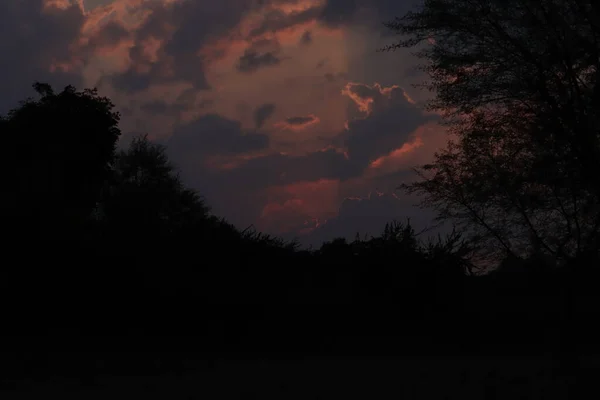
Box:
[382, 0, 600, 268]
[3, 1, 600, 396]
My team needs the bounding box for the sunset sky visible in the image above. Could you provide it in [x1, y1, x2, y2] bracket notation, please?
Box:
[2, 0, 451, 247]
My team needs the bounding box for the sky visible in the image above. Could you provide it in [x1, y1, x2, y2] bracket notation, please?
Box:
[2, 0, 452, 247]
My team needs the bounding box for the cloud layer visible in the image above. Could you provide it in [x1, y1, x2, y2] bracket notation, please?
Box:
[2, 0, 446, 246]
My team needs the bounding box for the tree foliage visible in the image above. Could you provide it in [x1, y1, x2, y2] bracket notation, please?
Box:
[1, 82, 120, 242]
[384, 0, 600, 265]
[97, 134, 210, 247]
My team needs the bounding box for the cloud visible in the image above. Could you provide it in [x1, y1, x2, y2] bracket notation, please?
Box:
[324, 71, 348, 82]
[275, 114, 320, 130]
[257, 179, 341, 235]
[237, 49, 283, 73]
[318, 0, 358, 28]
[204, 148, 350, 194]
[0, 0, 446, 246]
[235, 82, 434, 192]
[299, 30, 313, 45]
[319, 0, 417, 29]
[254, 103, 277, 129]
[167, 113, 270, 174]
[0, 0, 86, 113]
[139, 95, 204, 117]
[247, 5, 322, 39]
[107, 0, 263, 93]
[340, 82, 438, 170]
[363, 122, 448, 179]
[236, 37, 287, 73]
[226, 81, 438, 240]
[184, 80, 436, 232]
[286, 115, 318, 125]
[82, 19, 130, 51]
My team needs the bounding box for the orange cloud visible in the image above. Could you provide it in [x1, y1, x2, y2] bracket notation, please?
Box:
[368, 136, 424, 169]
[341, 82, 400, 115]
[364, 122, 448, 178]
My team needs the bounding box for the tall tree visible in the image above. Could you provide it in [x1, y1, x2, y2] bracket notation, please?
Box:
[1, 83, 120, 244]
[96, 135, 210, 249]
[384, 0, 600, 264]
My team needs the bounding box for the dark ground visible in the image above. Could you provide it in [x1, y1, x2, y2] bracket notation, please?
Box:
[1, 298, 598, 400]
[2, 260, 599, 399]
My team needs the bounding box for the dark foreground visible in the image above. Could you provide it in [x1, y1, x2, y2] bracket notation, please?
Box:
[3, 354, 598, 400]
[2, 255, 599, 399]
[1, 296, 599, 399]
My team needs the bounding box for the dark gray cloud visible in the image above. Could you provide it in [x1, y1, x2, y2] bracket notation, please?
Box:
[140, 88, 203, 117]
[85, 19, 130, 49]
[319, 0, 358, 27]
[299, 30, 312, 45]
[341, 84, 437, 168]
[109, 68, 154, 94]
[285, 115, 318, 126]
[371, 0, 420, 20]
[163, 114, 270, 224]
[254, 103, 277, 129]
[140, 100, 187, 116]
[237, 38, 285, 73]
[248, 6, 321, 39]
[237, 50, 283, 73]
[319, 0, 417, 31]
[0, 1, 85, 113]
[168, 114, 269, 161]
[140, 100, 172, 115]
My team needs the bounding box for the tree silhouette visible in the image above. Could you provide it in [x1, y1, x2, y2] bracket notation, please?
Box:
[383, 0, 600, 265]
[96, 134, 210, 248]
[1, 82, 120, 245]
[422, 226, 478, 277]
[383, 3, 600, 389]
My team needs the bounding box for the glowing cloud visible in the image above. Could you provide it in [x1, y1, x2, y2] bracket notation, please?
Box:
[341, 82, 400, 115]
